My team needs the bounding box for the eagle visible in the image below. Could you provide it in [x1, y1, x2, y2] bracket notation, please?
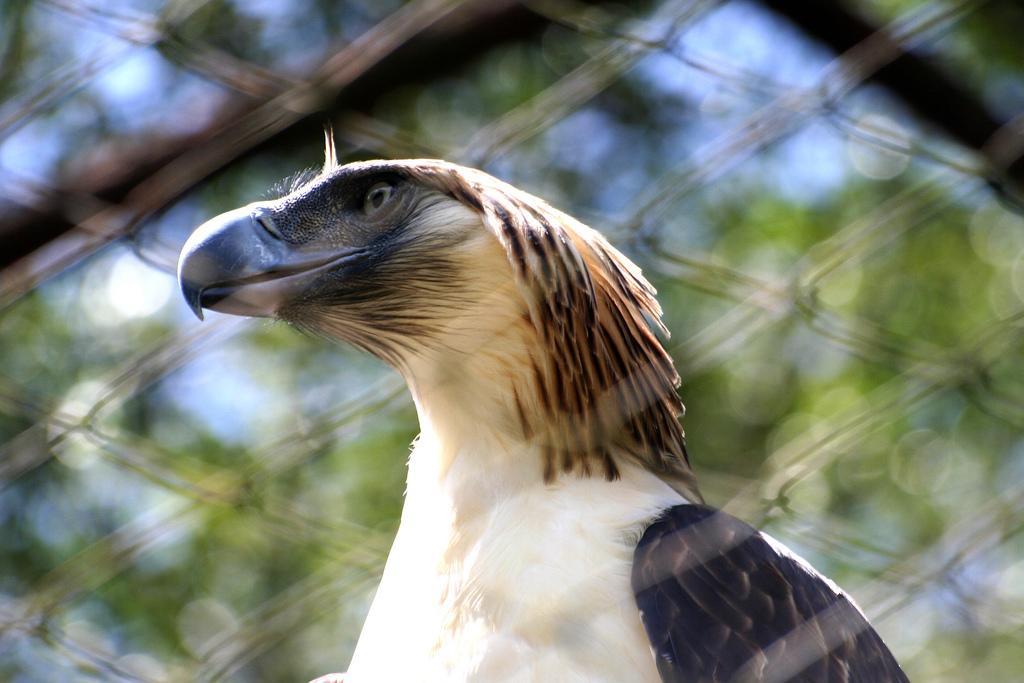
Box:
[177, 146, 909, 683]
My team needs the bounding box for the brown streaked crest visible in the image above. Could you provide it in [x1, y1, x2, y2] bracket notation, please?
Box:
[401, 160, 701, 502]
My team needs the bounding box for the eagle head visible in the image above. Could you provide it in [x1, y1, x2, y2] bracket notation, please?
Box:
[177, 157, 505, 365]
[178, 151, 699, 498]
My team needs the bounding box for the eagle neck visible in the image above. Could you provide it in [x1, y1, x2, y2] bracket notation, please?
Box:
[402, 319, 546, 490]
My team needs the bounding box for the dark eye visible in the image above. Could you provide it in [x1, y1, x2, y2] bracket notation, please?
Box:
[364, 182, 395, 213]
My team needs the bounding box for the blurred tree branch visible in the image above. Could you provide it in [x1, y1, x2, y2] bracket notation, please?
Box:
[758, 0, 1024, 199]
[0, 0, 618, 294]
[3, 0, 1023, 296]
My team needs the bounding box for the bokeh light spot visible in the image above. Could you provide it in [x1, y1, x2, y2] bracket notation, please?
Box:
[847, 113, 910, 180]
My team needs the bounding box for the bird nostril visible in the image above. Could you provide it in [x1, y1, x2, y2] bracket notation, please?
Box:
[254, 211, 283, 241]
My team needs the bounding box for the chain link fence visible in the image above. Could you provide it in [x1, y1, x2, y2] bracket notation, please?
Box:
[1, 0, 1023, 680]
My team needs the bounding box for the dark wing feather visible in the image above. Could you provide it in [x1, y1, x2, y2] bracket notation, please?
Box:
[632, 505, 909, 683]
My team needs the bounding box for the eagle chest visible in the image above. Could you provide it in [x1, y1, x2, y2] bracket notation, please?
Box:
[346, 473, 674, 683]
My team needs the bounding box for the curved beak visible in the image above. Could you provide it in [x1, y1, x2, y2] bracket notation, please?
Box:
[177, 206, 363, 320]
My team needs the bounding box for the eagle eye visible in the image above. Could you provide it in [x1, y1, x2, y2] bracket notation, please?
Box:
[364, 182, 395, 214]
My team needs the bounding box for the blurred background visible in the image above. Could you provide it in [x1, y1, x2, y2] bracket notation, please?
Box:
[2, 0, 1024, 680]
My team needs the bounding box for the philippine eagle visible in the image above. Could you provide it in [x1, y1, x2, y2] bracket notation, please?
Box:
[177, 148, 909, 683]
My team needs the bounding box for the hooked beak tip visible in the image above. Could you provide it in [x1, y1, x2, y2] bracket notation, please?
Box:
[181, 280, 206, 321]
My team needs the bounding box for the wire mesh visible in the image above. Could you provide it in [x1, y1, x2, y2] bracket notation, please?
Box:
[1, 0, 1023, 680]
